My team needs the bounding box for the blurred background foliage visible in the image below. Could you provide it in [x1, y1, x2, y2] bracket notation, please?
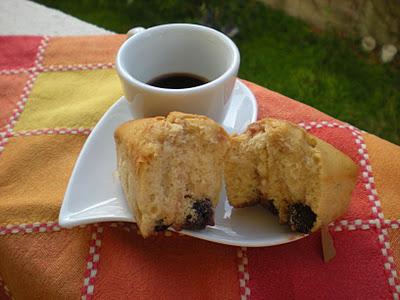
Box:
[35, 0, 400, 144]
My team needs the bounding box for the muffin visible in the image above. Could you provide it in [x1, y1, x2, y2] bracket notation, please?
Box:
[224, 118, 358, 233]
[114, 112, 229, 237]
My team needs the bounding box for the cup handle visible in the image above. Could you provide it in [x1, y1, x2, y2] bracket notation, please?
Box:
[127, 27, 146, 38]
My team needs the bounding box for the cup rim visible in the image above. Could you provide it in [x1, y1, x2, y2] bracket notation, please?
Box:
[116, 23, 240, 95]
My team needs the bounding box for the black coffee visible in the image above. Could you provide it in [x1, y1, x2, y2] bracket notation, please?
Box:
[147, 73, 209, 89]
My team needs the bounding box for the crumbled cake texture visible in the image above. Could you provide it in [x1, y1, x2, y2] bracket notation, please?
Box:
[114, 112, 229, 238]
[224, 118, 359, 234]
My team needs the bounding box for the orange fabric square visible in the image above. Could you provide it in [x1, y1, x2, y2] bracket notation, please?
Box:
[364, 133, 400, 219]
[0, 227, 90, 299]
[388, 229, 400, 274]
[0, 134, 86, 226]
[43, 35, 126, 66]
[243, 80, 336, 123]
[94, 226, 240, 299]
[0, 74, 29, 129]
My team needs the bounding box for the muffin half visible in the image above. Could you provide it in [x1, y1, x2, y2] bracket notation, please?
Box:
[114, 112, 229, 237]
[224, 118, 358, 233]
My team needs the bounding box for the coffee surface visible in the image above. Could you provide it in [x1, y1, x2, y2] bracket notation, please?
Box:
[147, 73, 209, 89]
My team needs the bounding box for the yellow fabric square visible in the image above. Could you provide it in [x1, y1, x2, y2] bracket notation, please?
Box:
[14, 69, 122, 130]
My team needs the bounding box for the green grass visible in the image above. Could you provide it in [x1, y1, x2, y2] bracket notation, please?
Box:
[34, 0, 400, 144]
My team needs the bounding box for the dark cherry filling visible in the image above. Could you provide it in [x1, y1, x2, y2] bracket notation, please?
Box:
[287, 203, 317, 234]
[183, 198, 214, 230]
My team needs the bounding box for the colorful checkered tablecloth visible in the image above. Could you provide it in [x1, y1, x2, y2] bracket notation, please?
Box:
[1, 35, 400, 299]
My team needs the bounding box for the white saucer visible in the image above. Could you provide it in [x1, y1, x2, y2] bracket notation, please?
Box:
[59, 80, 305, 247]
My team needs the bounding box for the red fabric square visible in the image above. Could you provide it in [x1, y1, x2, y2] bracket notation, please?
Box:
[247, 230, 390, 299]
[0, 36, 42, 69]
[94, 226, 240, 299]
[308, 127, 359, 163]
[341, 177, 374, 220]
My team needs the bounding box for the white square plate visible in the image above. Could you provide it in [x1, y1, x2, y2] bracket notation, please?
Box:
[59, 80, 306, 247]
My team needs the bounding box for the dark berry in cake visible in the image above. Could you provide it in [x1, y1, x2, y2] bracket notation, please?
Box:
[288, 203, 316, 233]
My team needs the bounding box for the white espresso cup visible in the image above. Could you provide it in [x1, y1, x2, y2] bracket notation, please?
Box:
[116, 23, 240, 122]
